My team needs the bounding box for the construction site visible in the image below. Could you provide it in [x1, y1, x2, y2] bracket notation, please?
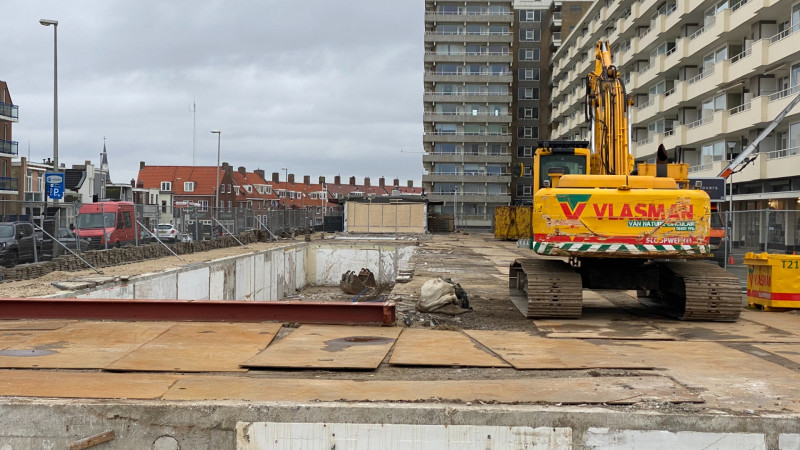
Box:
[0, 231, 798, 449]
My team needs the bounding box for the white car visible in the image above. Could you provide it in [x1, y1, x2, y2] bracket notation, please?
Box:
[155, 224, 182, 242]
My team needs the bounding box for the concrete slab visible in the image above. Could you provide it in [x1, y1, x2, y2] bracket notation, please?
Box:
[164, 376, 699, 404]
[602, 340, 800, 412]
[752, 343, 800, 366]
[534, 295, 674, 340]
[389, 329, 510, 367]
[0, 320, 73, 331]
[237, 423, 572, 450]
[740, 310, 800, 337]
[0, 321, 171, 369]
[584, 428, 766, 450]
[464, 330, 652, 370]
[242, 325, 402, 370]
[651, 319, 800, 342]
[0, 370, 180, 399]
[106, 322, 282, 372]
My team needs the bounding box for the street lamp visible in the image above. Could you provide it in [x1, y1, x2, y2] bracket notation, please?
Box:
[726, 141, 737, 268]
[453, 186, 459, 232]
[280, 167, 288, 230]
[40, 19, 58, 173]
[210, 130, 221, 218]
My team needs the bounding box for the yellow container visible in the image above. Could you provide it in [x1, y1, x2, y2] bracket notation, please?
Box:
[494, 206, 533, 240]
[745, 252, 800, 311]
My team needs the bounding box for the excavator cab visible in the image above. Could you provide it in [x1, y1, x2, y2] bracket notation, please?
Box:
[532, 141, 591, 193]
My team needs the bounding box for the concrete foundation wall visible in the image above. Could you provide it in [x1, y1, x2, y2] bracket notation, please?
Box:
[53, 242, 413, 301]
[2, 402, 798, 449]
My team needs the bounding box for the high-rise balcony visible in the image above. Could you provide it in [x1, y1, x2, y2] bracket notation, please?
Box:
[425, 11, 514, 24]
[0, 102, 19, 122]
[0, 139, 19, 156]
[0, 176, 18, 192]
[550, 12, 562, 29]
[424, 31, 513, 44]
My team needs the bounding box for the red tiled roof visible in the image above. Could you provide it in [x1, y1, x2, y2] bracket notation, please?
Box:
[137, 166, 221, 196]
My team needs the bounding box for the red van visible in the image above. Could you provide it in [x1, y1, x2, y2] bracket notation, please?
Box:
[75, 202, 138, 249]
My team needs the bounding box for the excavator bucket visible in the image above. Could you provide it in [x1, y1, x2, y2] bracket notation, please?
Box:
[340, 268, 377, 295]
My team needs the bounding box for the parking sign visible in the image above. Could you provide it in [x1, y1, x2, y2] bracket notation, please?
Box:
[46, 172, 64, 200]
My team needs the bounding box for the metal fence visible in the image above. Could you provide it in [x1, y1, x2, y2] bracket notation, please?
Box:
[727, 209, 800, 255]
[0, 200, 323, 255]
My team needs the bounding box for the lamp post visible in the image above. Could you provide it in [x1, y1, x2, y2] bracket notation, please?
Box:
[40, 19, 59, 175]
[281, 167, 288, 230]
[726, 141, 736, 268]
[453, 186, 459, 232]
[210, 130, 221, 220]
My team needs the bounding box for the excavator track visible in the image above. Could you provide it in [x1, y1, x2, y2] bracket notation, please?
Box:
[641, 261, 742, 321]
[509, 258, 583, 318]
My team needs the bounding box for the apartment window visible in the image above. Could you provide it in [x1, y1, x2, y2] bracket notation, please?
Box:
[519, 107, 539, 119]
[520, 29, 541, 42]
[520, 10, 542, 22]
[701, 141, 726, 164]
[519, 68, 540, 81]
[518, 146, 534, 157]
[518, 127, 539, 139]
[160, 181, 172, 191]
[199, 200, 208, 211]
[519, 48, 540, 61]
[227, 200, 232, 212]
[518, 88, 540, 100]
[184, 182, 195, 192]
[790, 122, 800, 153]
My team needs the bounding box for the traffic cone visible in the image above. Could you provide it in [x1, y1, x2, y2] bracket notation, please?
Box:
[729, 255, 735, 265]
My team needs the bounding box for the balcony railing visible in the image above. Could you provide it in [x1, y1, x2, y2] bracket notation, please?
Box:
[426, 131, 510, 136]
[426, 70, 511, 76]
[427, 151, 511, 157]
[425, 31, 512, 36]
[0, 176, 18, 191]
[688, 162, 714, 173]
[638, 98, 655, 109]
[729, 48, 752, 64]
[769, 24, 800, 44]
[428, 171, 509, 176]
[766, 146, 799, 159]
[0, 102, 19, 120]
[728, 102, 752, 116]
[424, 91, 509, 96]
[730, 0, 752, 11]
[687, 68, 714, 85]
[687, 115, 713, 129]
[0, 139, 19, 156]
[688, 17, 715, 40]
[768, 85, 799, 102]
[424, 50, 510, 56]
[425, 111, 509, 117]
[427, 9, 513, 17]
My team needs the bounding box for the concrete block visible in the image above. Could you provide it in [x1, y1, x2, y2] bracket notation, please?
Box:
[134, 273, 178, 300]
[780, 434, 800, 449]
[78, 283, 134, 300]
[584, 428, 766, 449]
[253, 253, 267, 301]
[209, 267, 226, 300]
[177, 267, 210, 301]
[235, 256, 254, 301]
[237, 423, 572, 450]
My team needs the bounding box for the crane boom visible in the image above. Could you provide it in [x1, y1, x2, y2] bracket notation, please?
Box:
[718, 90, 800, 178]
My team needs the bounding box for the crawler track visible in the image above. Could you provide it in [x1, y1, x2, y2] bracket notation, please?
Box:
[509, 258, 583, 318]
[647, 261, 742, 321]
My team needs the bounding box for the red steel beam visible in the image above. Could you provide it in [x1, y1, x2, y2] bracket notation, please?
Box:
[0, 298, 396, 326]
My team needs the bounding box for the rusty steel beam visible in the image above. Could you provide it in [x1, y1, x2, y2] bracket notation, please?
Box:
[0, 298, 396, 326]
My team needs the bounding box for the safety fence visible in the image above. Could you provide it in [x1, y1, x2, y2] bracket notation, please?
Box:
[726, 209, 800, 255]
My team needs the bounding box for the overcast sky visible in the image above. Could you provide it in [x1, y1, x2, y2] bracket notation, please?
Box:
[5, 1, 423, 186]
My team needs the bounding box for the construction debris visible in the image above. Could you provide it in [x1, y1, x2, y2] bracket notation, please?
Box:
[416, 278, 472, 315]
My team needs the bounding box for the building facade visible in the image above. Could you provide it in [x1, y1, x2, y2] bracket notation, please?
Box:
[0, 81, 20, 220]
[549, 0, 800, 250]
[422, 1, 592, 225]
[422, 0, 515, 228]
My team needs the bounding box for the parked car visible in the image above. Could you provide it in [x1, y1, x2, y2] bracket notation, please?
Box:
[55, 228, 90, 252]
[155, 223, 182, 242]
[0, 222, 38, 267]
[75, 201, 138, 249]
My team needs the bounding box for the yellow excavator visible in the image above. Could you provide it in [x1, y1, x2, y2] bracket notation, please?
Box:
[509, 41, 742, 321]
